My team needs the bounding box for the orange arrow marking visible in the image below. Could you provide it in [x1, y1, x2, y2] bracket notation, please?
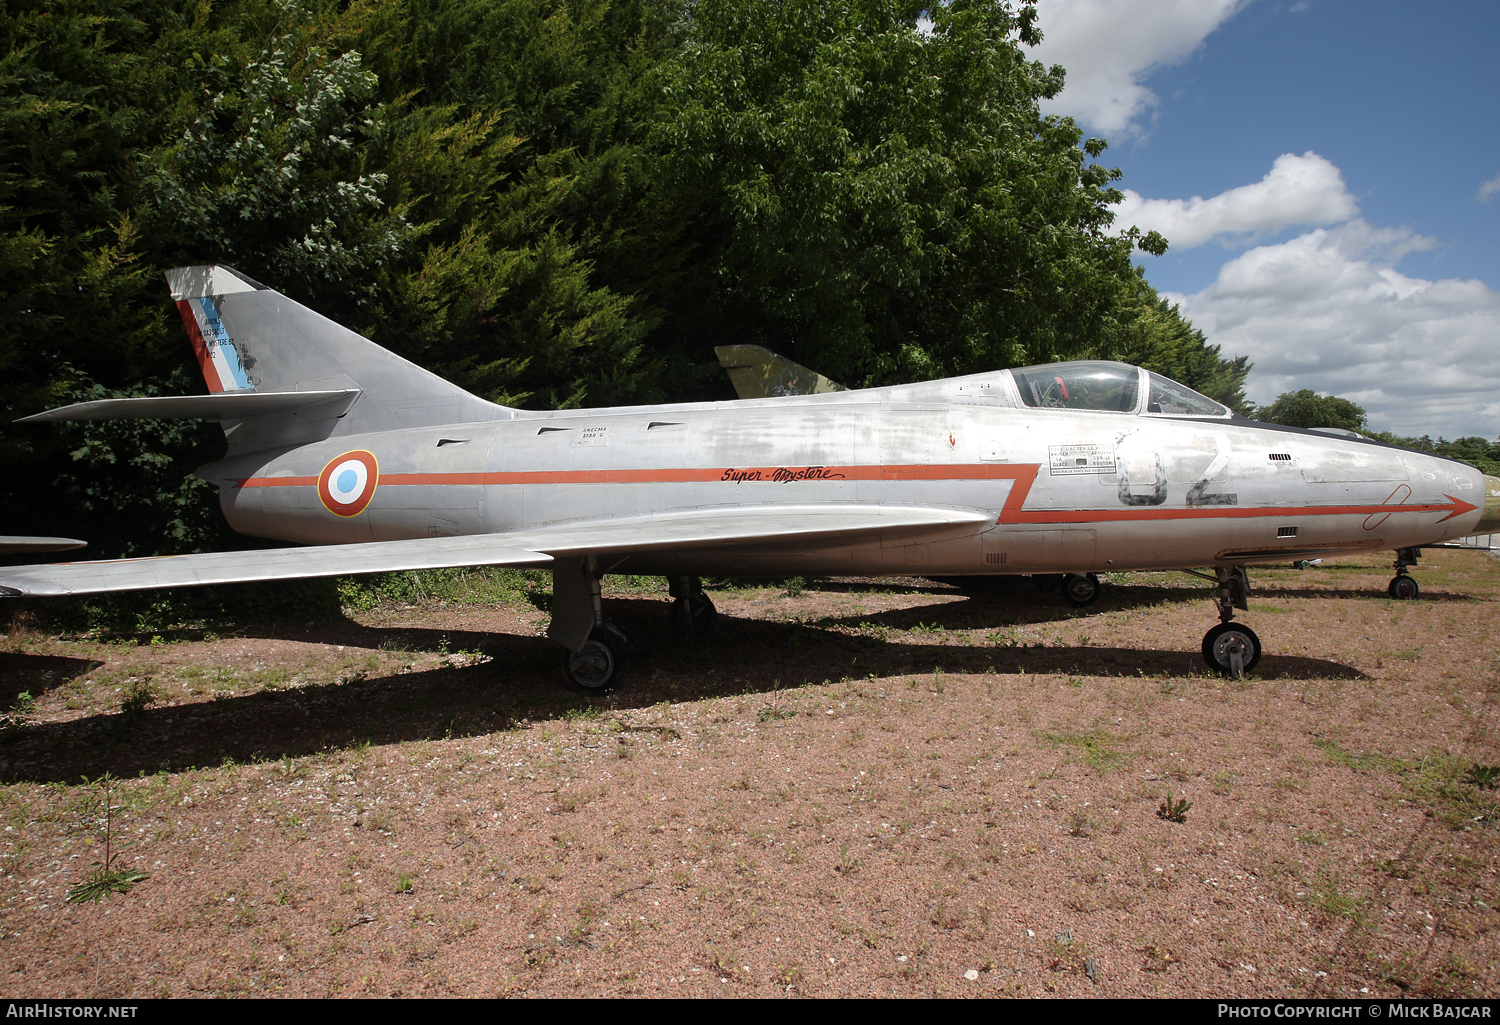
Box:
[1437, 494, 1478, 522]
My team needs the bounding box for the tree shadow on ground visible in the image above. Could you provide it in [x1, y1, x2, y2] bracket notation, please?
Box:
[0, 603, 1364, 785]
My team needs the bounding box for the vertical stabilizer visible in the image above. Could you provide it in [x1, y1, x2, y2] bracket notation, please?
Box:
[166, 265, 517, 452]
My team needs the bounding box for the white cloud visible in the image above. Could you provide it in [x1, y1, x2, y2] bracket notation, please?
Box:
[1477, 172, 1500, 203]
[1116, 152, 1358, 250]
[1029, 0, 1250, 135]
[1173, 221, 1500, 438]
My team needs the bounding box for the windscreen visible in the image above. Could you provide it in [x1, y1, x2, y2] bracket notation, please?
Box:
[1012, 362, 1140, 412]
[1145, 372, 1229, 417]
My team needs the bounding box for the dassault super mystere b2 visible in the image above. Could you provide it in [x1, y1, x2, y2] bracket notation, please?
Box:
[6, 265, 1499, 689]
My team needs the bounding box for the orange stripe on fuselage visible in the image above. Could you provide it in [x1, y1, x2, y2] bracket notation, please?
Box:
[237, 463, 1474, 525]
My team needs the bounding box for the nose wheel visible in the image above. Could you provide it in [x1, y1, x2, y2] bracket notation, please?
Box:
[1387, 547, 1421, 599]
[1197, 565, 1259, 678]
[1387, 575, 1420, 600]
[1202, 622, 1261, 678]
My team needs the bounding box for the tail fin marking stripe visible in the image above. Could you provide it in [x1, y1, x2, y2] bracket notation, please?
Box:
[175, 300, 223, 393]
[176, 298, 252, 393]
[194, 297, 253, 391]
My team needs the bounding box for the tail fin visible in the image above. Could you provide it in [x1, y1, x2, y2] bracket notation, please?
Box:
[165, 265, 516, 451]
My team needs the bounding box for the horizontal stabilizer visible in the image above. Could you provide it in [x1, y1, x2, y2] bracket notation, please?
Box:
[0, 536, 86, 555]
[0, 504, 989, 598]
[17, 389, 360, 423]
[0, 536, 553, 597]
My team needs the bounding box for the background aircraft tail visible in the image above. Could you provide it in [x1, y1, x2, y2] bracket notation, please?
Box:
[715, 344, 847, 399]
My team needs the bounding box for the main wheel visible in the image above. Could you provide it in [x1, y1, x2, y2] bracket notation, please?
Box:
[1388, 575, 1420, 600]
[669, 592, 718, 639]
[1201, 622, 1262, 677]
[560, 625, 630, 694]
[1031, 574, 1063, 595]
[1061, 572, 1101, 607]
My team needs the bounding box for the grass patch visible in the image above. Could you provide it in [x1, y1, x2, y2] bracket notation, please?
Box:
[336, 567, 543, 612]
[1038, 729, 1129, 774]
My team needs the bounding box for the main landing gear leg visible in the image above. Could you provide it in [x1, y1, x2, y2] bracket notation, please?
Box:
[668, 575, 717, 640]
[1387, 547, 1421, 600]
[1200, 565, 1261, 679]
[554, 555, 630, 695]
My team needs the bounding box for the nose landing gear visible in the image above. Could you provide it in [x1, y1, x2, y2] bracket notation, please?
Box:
[1387, 547, 1421, 599]
[1200, 566, 1260, 678]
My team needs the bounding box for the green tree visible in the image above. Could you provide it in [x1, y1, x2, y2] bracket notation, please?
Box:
[1111, 278, 1253, 415]
[646, 0, 1165, 389]
[1257, 389, 1368, 432]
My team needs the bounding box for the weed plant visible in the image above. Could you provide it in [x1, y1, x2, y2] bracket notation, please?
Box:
[1156, 790, 1192, 823]
[65, 775, 149, 904]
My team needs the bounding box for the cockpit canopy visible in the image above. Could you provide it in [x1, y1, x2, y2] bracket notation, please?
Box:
[1008, 361, 1230, 418]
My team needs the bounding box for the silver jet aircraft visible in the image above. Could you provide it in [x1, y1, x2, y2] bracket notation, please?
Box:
[6, 265, 1498, 690]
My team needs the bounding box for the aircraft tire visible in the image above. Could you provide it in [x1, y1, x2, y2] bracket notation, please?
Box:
[561, 625, 630, 695]
[1201, 623, 1262, 677]
[1061, 573, 1101, 607]
[1387, 575, 1420, 600]
[670, 593, 718, 640]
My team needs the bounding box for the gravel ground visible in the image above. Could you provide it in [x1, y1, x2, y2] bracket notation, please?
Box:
[0, 550, 1495, 998]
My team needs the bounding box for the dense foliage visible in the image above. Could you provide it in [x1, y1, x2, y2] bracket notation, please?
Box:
[1110, 277, 1252, 416]
[3, 0, 1216, 599]
[1254, 389, 1369, 433]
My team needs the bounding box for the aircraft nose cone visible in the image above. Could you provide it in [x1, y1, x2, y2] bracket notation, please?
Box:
[1475, 475, 1500, 536]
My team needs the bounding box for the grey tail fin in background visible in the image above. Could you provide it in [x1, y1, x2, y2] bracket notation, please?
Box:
[715, 344, 847, 399]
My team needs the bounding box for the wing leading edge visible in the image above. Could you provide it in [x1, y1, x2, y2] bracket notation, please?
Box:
[0, 504, 992, 598]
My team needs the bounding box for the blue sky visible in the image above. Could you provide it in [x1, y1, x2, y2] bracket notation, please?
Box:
[1029, 0, 1500, 438]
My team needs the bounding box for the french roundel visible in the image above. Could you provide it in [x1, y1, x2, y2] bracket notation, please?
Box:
[317, 451, 379, 517]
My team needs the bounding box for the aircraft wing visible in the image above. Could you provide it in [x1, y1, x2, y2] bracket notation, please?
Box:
[0, 536, 555, 597]
[0, 536, 86, 555]
[506, 503, 989, 555]
[0, 504, 991, 597]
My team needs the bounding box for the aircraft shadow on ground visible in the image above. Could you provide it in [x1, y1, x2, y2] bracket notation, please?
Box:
[0, 652, 104, 706]
[0, 602, 1364, 785]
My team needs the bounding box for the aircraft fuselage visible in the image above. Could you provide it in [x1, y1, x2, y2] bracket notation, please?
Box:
[203, 398, 1485, 578]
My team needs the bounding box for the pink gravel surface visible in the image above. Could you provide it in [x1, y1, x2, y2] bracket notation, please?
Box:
[0, 550, 1495, 998]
